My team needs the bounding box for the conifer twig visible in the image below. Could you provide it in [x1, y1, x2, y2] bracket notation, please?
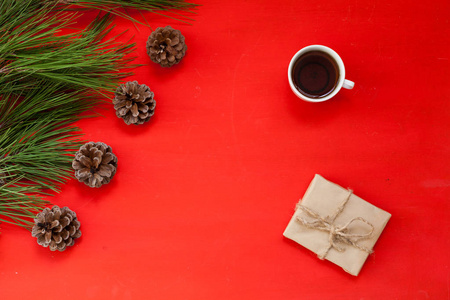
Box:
[0, 1, 135, 230]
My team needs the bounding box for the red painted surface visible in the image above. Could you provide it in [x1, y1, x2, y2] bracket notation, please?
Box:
[1, 0, 449, 299]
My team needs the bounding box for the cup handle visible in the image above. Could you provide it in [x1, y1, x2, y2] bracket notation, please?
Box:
[343, 79, 355, 89]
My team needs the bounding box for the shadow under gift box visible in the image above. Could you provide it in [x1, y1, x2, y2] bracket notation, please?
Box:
[283, 174, 391, 276]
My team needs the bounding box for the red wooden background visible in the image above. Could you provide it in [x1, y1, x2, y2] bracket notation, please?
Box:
[1, 0, 449, 299]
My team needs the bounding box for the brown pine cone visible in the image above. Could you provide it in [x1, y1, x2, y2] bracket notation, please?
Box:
[113, 81, 156, 125]
[146, 25, 187, 67]
[72, 142, 118, 188]
[31, 206, 81, 252]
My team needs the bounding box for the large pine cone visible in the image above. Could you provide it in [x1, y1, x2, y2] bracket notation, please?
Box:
[113, 81, 156, 125]
[31, 206, 81, 252]
[72, 142, 118, 188]
[146, 25, 187, 67]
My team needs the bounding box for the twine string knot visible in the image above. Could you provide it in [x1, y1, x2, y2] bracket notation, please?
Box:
[295, 190, 374, 260]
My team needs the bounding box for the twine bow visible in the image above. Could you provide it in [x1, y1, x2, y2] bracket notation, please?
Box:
[295, 190, 374, 260]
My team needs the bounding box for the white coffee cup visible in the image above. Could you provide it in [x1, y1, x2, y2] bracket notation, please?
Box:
[288, 45, 354, 102]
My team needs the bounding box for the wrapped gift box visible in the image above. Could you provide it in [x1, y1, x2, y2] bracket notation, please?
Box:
[283, 174, 391, 276]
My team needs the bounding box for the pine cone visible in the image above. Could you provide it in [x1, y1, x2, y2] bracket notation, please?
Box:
[31, 206, 81, 252]
[113, 81, 156, 125]
[146, 25, 187, 67]
[72, 142, 118, 188]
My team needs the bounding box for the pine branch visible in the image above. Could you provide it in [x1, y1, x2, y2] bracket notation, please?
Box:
[0, 0, 198, 231]
[0, 2, 137, 96]
[0, 1, 136, 231]
[0, 179, 49, 230]
[0, 82, 91, 230]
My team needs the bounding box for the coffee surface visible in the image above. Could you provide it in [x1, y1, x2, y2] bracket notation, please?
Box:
[292, 51, 339, 98]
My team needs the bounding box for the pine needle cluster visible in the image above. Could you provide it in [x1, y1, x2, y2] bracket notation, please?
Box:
[0, 2, 135, 94]
[0, 0, 194, 230]
[43, 0, 198, 24]
[0, 86, 88, 228]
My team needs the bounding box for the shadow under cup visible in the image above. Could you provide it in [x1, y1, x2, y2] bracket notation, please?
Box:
[291, 50, 340, 99]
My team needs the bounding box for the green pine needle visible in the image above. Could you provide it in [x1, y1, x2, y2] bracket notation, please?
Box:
[49, 0, 198, 25]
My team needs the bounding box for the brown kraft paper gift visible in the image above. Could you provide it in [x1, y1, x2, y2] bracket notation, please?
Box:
[283, 174, 391, 276]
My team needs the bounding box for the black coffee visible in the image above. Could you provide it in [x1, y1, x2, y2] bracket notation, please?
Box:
[292, 51, 339, 98]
